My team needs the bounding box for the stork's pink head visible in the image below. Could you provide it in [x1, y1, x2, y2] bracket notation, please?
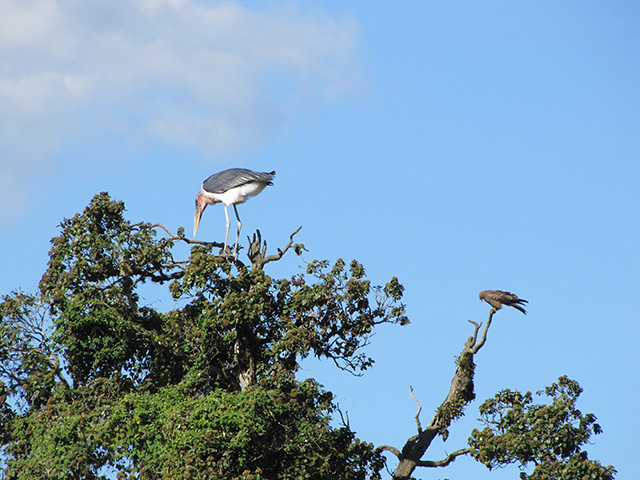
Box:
[193, 193, 215, 237]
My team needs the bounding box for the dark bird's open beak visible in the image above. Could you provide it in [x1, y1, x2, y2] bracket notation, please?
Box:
[194, 202, 205, 237]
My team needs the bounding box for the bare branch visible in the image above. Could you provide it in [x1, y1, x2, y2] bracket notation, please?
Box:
[390, 308, 497, 479]
[329, 356, 365, 377]
[415, 448, 472, 468]
[466, 319, 481, 347]
[409, 386, 423, 433]
[376, 445, 401, 460]
[337, 408, 350, 429]
[247, 227, 304, 270]
[150, 223, 249, 269]
[150, 223, 225, 248]
[471, 308, 496, 354]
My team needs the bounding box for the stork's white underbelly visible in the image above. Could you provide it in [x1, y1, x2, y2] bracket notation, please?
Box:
[202, 181, 269, 206]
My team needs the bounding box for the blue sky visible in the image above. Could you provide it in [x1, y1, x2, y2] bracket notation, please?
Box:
[1, 1, 638, 478]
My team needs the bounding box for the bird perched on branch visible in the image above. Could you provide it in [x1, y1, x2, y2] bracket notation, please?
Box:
[194, 168, 275, 258]
[479, 290, 528, 315]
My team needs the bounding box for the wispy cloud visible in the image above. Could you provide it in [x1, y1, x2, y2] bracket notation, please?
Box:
[0, 0, 360, 221]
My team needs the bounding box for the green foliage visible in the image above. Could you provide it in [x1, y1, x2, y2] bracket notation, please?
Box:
[0, 291, 62, 409]
[5, 385, 111, 479]
[0, 193, 615, 479]
[98, 379, 383, 480]
[469, 376, 616, 479]
[1, 193, 404, 479]
[39, 192, 174, 385]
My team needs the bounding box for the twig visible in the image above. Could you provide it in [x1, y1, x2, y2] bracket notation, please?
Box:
[338, 408, 350, 429]
[409, 386, 423, 433]
[471, 308, 495, 354]
[467, 320, 481, 346]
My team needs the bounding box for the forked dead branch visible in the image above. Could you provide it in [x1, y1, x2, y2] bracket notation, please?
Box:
[377, 308, 499, 480]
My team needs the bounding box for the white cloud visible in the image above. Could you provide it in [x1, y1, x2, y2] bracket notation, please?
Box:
[0, 0, 360, 221]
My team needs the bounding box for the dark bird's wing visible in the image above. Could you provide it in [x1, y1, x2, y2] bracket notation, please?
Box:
[495, 291, 520, 304]
[203, 168, 275, 194]
[479, 290, 528, 314]
[479, 290, 502, 309]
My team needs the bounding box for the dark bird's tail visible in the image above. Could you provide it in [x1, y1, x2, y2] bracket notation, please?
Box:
[513, 297, 528, 315]
[512, 303, 527, 315]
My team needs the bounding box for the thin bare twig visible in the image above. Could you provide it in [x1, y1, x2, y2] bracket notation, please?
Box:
[338, 408, 350, 429]
[466, 320, 481, 347]
[409, 386, 423, 433]
[471, 308, 495, 354]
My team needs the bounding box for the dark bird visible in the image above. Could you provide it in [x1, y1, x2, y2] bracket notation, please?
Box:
[479, 290, 528, 315]
[194, 168, 275, 257]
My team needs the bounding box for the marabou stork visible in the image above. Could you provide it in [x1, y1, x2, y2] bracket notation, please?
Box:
[194, 168, 275, 257]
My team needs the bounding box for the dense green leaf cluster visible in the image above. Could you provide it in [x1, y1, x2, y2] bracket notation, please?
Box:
[469, 376, 616, 479]
[39, 193, 173, 385]
[99, 379, 383, 480]
[1, 193, 403, 479]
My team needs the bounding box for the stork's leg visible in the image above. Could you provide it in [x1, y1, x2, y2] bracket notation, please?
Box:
[233, 204, 242, 259]
[223, 204, 231, 255]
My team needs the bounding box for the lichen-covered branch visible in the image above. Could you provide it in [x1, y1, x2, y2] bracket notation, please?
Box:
[382, 309, 496, 480]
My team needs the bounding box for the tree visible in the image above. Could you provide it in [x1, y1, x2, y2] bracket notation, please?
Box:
[376, 312, 616, 479]
[0, 193, 615, 479]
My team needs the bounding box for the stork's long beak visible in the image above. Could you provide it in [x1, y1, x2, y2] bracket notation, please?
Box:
[194, 202, 204, 237]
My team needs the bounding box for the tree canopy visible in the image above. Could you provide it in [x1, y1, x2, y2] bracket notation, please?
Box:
[0, 193, 615, 479]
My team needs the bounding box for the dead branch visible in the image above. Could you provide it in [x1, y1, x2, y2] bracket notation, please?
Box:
[150, 223, 249, 270]
[470, 308, 495, 354]
[376, 445, 401, 460]
[409, 386, 423, 433]
[150, 223, 225, 249]
[414, 447, 472, 468]
[338, 408, 350, 429]
[466, 319, 481, 347]
[383, 308, 496, 480]
[247, 227, 304, 270]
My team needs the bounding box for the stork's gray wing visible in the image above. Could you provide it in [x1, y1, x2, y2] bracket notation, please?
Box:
[202, 168, 275, 194]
